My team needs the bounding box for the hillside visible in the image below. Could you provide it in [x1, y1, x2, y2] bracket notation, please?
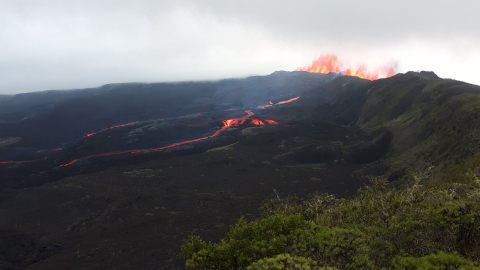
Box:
[0, 71, 480, 269]
[297, 71, 480, 178]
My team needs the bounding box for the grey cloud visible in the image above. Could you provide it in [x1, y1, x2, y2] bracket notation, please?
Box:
[194, 0, 480, 46]
[0, 0, 479, 94]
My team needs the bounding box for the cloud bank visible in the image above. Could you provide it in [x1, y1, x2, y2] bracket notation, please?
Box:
[1, 0, 479, 94]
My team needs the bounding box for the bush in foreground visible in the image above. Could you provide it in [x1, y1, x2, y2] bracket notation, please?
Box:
[182, 168, 480, 269]
[247, 254, 337, 270]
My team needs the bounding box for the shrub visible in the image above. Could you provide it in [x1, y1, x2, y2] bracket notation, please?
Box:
[182, 215, 374, 269]
[259, 177, 480, 261]
[247, 254, 336, 270]
[182, 168, 480, 269]
[392, 252, 480, 270]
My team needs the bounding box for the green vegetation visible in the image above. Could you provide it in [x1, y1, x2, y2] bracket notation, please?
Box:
[354, 73, 480, 177]
[182, 163, 480, 269]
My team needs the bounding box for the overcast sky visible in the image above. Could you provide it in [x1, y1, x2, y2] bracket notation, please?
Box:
[1, 0, 479, 94]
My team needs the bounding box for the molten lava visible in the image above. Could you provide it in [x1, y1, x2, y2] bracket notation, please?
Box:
[0, 158, 48, 165]
[6, 98, 295, 168]
[277, 97, 300, 105]
[297, 54, 396, 80]
[60, 110, 256, 167]
[251, 119, 265, 126]
[86, 122, 138, 137]
[84, 113, 203, 138]
[261, 96, 300, 109]
[265, 119, 280, 125]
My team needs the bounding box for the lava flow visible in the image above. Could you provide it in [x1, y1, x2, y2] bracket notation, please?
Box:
[0, 158, 48, 165]
[251, 119, 265, 126]
[261, 96, 300, 109]
[2, 97, 294, 167]
[297, 54, 396, 80]
[264, 119, 280, 125]
[60, 110, 255, 167]
[87, 122, 139, 137]
[85, 113, 203, 138]
[2, 97, 294, 168]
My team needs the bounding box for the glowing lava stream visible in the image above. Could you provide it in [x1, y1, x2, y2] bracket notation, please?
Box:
[260, 96, 300, 109]
[59, 110, 256, 167]
[264, 119, 280, 125]
[2, 97, 298, 167]
[251, 119, 265, 126]
[0, 158, 48, 165]
[85, 113, 203, 137]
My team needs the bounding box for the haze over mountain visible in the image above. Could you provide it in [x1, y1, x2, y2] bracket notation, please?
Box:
[1, 70, 480, 269]
[1, 0, 480, 94]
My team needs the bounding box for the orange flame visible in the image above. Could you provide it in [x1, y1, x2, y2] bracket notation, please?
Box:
[297, 54, 396, 80]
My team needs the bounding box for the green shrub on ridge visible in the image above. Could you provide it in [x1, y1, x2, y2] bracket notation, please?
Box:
[392, 252, 480, 270]
[182, 215, 374, 269]
[247, 254, 337, 270]
[182, 168, 480, 269]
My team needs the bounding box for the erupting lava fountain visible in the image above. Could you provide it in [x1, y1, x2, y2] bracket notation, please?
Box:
[297, 54, 397, 80]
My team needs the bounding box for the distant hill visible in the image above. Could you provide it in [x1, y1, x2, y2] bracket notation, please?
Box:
[0, 95, 13, 102]
[0, 87, 109, 123]
[316, 71, 480, 178]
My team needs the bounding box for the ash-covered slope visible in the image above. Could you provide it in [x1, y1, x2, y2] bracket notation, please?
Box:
[1, 71, 480, 269]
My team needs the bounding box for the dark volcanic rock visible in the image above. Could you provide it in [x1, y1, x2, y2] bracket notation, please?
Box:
[0, 230, 62, 270]
[419, 70, 440, 79]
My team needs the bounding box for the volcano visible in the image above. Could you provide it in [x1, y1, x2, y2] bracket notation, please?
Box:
[1, 70, 480, 269]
